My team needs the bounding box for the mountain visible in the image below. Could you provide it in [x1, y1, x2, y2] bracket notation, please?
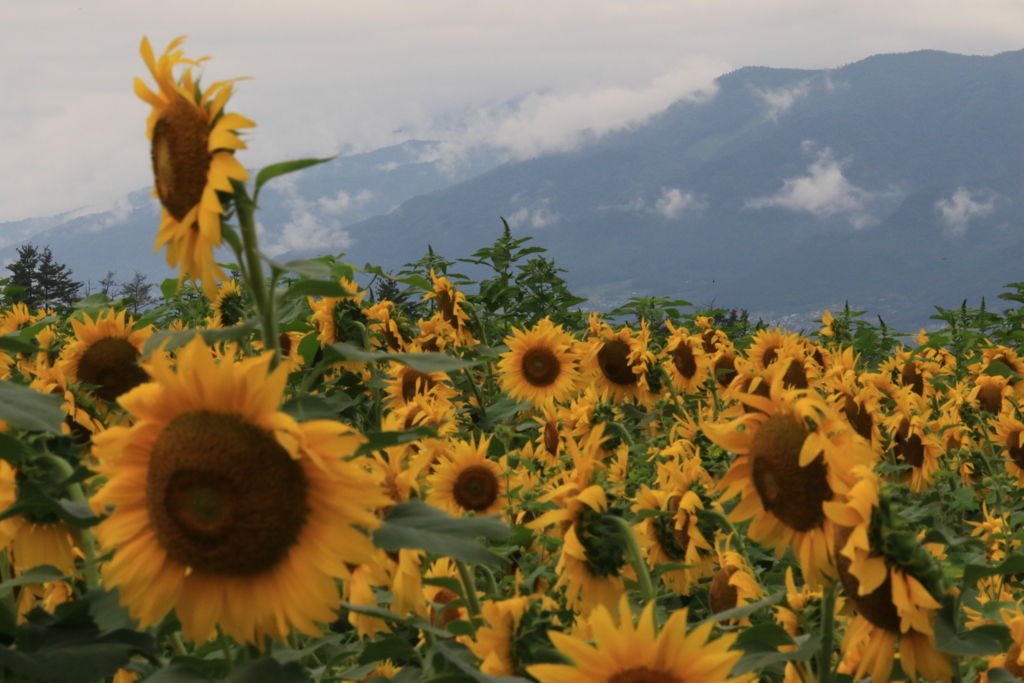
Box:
[0, 141, 503, 291]
[3, 49, 1022, 332]
[333, 49, 1024, 331]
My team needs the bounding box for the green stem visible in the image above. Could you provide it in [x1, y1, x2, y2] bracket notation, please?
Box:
[816, 582, 837, 683]
[461, 368, 490, 428]
[217, 624, 234, 671]
[479, 565, 500, 599]
[232, 180, 279, 368]
[169, 631, 188, 657]
[454, 560, 483, 627]
[43, 454, 100, 589]
[608, 516, 656, 604]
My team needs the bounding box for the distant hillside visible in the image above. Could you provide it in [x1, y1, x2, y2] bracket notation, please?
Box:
[4, 50, 1022, 332]
[0, 141, 503, 290]
[334, 49, 1024, 331]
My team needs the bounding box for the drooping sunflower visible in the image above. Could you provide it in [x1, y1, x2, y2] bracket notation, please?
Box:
[382, 362, 458, 409]
[528, 596, 752, 683]
[423, 270, 475, 345]
[995, 411, 1024, 485]
[60, 308, 153, 405]
[426, 436, 506, 517]
[708, 537, 764, 620]
[90, 337, 388, 645]
[704, 372, 870, 586]
[884, 386, 943, 493]
[825, 466, 952, 683]
[135, 36, 254, 298]
[498, 318, 580, 405]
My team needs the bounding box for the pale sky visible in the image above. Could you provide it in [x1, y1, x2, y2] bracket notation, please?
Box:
[2, 0, 1022, 224]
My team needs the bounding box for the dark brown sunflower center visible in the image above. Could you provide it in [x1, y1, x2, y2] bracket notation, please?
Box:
[597, 340, 637, 386]
[834, 525, 900, 632]
[278, 332, 293, 357]
[894, 419, 925, 469]
[608, 667, 680, 683]
[653, 510, 690, 561]
[714, 354, 737, 388]
[76, 336, 149, 402]
[781, 358, 809, 389]
[520, 347, 561, 387]
[1008, 431, 1024, 470]
[709, 566, 739, 614]
[401, 370, 436, 402]
[761, 345, 780, 367]
[901, 362, 925, 395]
[843, 396, 873, 441]
[430, 587, 462, 628]
[672, 342, 698, 380]
[146, 411, 310, 575]
[749, 415, 832, 532]
[977, 384, 1004, 415]
[1006, 643, 1024, 678]
[151, 99, 212, 223]
[434, 289, 459, 328]
[452, 464, 499, 512]
[543, 420, 560, 456]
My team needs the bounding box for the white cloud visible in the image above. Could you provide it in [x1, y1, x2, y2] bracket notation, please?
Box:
[262, 182, 353, 257]
[416, 61, 723, 169]
[935, 187, 998, 235]
[507, 198, 560, 230]
[746, 146, 886, 228]
[754, 81, 811, 121]
[655, 188, 706, 219]
[318, 189, 373, 215]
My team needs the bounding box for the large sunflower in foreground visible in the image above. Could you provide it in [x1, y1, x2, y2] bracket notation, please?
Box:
[704, 373, 870, 586]
[528, 596, 751, 683]
[135, 36, 254, 298]
[498, 318, 580, 405]
[90, 337, 388, 645]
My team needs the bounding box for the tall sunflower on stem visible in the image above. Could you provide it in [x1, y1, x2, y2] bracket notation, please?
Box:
[135, 36, 254, 299]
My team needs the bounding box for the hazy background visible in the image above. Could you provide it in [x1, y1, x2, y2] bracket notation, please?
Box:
[3, 0, 1023, 224]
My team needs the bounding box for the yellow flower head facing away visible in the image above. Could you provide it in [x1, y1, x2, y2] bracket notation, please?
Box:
[135, 36, 255, 299]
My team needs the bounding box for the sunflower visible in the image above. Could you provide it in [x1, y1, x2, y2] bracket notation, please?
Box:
[747, 327, 799, 371]
[136, 36, 254, 298]
[498, 318, 580, 405]
[426, 436, 506, 517]
[209, 278, 247, 328]
[382, 362, 458, 409]
[423, 270, 475, 345]
[528, 596, 751, 683]
[90, 336, 387, 645]
[708, 538, 763, 619]
[662, 320, 711, 395]
[969, 373, 1013, 416]
[0, 461, 78, 578]
[826, 466, 952, 683]
[995, 411, 1024, 484]
[980, 607, 1024, 682]
[366, 300, 411, 352]
[884, 387, 943, 493]
[583, 315, 656, 406]
[60, 308, 153, 405]
[704, 372, 869, 586]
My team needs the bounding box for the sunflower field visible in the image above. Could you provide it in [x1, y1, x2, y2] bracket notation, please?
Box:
[2, 36, 1024, 683]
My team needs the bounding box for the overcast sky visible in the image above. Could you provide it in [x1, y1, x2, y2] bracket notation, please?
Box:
[1, 0, 1022, 224]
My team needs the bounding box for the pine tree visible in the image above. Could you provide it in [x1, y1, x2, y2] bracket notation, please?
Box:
[120, 270, 157, 313]
[4, 244, 82, 312]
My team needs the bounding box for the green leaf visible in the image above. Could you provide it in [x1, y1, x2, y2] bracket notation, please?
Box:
[226, 657, 307, 683]
[339, 601, 451, 637]
[431, 641, 530, 683]
[484, 398, 530, 424]
[0, 565, 67, 597]
[160, 278, 180, 300]
[281, 279, 359, 300]
[264, 257, 333, 278]
[0, 479, 100, 529]
[698, 591, 786, 625]
[0, 334, 40, 355]
[360, 265, 432, 292]
[0, 381, 64, 432]
[982, 360, 1023, 381]
[142, 320, 259, 358]
[732, 633, 820, 676]
[86, 586, 136, 632]
[144, 664, 215, 683]
[72, 293, 110, 312]
[355, 427, 438, 456]
[357, 636, 420, 665]
[963, 554, 1024, 586]
[934, 607, 1009, 656]
[254, 157, 336, 201]
[0, 433, 30, 463]
[280, 394, 356, 422]
[374, 500, 510, 567]
[326, 343, 481, 373]
[987, 668, 1024, 683]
